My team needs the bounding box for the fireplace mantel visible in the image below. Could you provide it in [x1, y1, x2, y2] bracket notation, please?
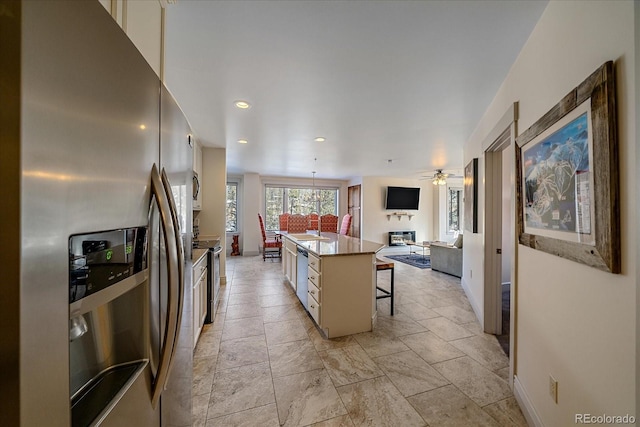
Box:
[386, 212, 414, 221]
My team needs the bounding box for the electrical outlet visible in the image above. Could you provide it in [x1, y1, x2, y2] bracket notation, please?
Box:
[549, 375, 558, 403]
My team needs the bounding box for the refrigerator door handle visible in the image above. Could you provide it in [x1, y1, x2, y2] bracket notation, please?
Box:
[149, 164, 180, 408]
[161, 167, 185, 355]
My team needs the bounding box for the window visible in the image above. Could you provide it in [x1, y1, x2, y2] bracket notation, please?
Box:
[226, 182, 238, 232]
[447, 187, 462, 234]
[264, 185, 338, 230]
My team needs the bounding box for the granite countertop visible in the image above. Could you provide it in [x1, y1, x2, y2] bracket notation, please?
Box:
[283, 232, 385, 256]
[193, 235, 221, 249]
[192, 248, 208, 264]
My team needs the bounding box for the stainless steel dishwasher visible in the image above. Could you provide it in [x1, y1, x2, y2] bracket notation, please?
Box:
[296, 247, 309, 310]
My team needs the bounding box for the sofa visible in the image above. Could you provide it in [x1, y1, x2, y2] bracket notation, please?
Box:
[430, 234, 463, 278]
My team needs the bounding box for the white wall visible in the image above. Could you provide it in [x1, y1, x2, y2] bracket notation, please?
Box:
[464, 2, 636, 425]
[361, 176, 434, 246]
[242, 173, 261, 256]
[199, 147, 227, 281]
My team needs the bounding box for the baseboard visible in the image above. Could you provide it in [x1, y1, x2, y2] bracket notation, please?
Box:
[242, 250, 259, 256]
[220, 276, 227, 286]
[514, 375, 543, 427]
[461, 276, 484, 328]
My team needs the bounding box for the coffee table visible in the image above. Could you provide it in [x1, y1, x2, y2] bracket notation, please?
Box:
[405, 241, 431, 260]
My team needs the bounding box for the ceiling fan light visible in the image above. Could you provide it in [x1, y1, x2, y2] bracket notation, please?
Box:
[432, 174, 447, 185]
[431, 169, 448, 186]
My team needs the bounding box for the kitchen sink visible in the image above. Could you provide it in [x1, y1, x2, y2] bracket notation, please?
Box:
[288, 233, 330, 241]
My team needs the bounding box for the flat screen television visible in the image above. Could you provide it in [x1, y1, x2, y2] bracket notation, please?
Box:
[385, 186, 420, 210]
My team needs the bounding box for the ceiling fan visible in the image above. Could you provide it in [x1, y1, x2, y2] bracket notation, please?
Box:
[419, 169, 463, 185]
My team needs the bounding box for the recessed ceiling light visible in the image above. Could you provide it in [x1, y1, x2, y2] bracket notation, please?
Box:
[139, 124, 146, 130]
[237, 139, 248, 144]
[314, 137, 325, 142]
[234, 100, 251, 109]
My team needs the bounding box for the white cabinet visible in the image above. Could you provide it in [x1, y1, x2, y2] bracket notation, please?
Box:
[283, 239, 297, 291]
[307, 253, 321, 325]
[192, 141, 202, 211]
[282, 235, 377, 338]
[193, 253, 208, 348]
[306, 251, 375, 338]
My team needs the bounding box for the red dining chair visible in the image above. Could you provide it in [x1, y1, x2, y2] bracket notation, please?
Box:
[287, 214, 308, 233]
[339, 214, 352, 236]
[278, 213, 290, 232]
[320, 214, 339, 233]
[308, 212, 319, 230]
[258, 213, 282, 261]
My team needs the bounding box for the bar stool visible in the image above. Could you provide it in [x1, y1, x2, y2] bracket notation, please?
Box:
[375, 258, 394, 315]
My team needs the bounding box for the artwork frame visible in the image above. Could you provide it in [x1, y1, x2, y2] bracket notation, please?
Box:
[464, 158, 478, 233]
[515, 61, 620, 273]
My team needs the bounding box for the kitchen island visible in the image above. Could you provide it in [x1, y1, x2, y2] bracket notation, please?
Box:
[282, 232, 385, 338]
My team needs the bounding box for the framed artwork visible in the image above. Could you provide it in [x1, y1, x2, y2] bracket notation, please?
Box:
[516, 61, 620, 273]
[464, 158, 478, 233]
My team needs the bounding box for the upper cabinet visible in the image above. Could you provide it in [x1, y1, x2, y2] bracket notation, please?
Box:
[193, 139, 202, 211]
[99, 0, 163, 78]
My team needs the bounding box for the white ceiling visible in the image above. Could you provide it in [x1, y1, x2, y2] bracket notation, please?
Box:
[164, 0, 547, 180]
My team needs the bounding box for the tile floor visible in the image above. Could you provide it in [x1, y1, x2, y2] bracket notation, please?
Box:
[192, 252, 528, 426]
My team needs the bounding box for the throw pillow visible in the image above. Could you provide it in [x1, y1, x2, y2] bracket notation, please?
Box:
[453, 234, 463, 248]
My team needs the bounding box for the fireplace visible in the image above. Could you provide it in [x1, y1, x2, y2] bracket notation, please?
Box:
[388, 231, 416, 246]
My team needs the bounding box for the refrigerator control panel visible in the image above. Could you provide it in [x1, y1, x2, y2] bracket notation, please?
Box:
[69, 227, 148, 303]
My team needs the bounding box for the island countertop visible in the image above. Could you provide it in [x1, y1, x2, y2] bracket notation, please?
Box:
[282, 232, 385, 256]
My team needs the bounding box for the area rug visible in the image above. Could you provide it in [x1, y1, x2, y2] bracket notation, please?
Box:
[385, 254, 431, 269]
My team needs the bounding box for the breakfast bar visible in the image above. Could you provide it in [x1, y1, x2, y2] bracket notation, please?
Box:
[282, 232, 385, 338]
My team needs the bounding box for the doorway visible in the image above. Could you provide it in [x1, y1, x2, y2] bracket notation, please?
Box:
[347, 185, 361, 238]
[482, 103, 518, 386]
[485, 147, 512, 351]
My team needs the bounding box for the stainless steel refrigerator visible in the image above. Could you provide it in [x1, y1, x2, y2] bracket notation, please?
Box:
[1, 1, 193, 425]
